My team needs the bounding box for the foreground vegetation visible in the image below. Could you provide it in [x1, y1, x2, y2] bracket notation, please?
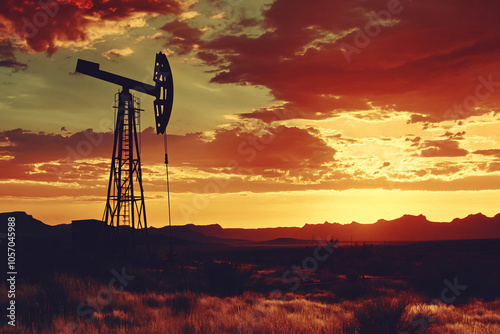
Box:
[1, 271, 500, 334]
[1, 240, 499, 333]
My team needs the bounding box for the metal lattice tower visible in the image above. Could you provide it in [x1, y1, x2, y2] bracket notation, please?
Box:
[104, 92, 147, 235]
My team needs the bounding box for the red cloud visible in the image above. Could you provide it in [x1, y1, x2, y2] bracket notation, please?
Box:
[139, 125, 337, 175]
[194, 0, 500, 122]
[0, 125, 336, 184]
[0, 128, 112, 164]
[0, 0, 182, 55]
[161, 20, 203, 54]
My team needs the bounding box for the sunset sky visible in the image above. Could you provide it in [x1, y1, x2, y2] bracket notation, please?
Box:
[2, 0, 500, 228]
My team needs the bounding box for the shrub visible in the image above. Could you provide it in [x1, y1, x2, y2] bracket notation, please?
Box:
[167, 292, 198, 315]
[351, 296, 410, 334]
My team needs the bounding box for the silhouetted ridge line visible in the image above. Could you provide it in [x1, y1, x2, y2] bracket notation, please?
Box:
[3, 211, 500, 243]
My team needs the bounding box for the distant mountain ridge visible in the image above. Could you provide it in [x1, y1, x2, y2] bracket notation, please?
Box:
[0, 211, 71, 241]
[2, 211, 500, 243]
[185, 213, 500, 242]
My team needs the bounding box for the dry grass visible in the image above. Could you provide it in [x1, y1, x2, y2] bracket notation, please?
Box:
[1, 275, 500, 334]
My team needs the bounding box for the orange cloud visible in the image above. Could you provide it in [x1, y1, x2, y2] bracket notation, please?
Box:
[102, 47, 134, 60]
[420, 139, 469, 157]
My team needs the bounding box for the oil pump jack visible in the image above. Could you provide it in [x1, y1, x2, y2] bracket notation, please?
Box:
[75, 52, 174, 255]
